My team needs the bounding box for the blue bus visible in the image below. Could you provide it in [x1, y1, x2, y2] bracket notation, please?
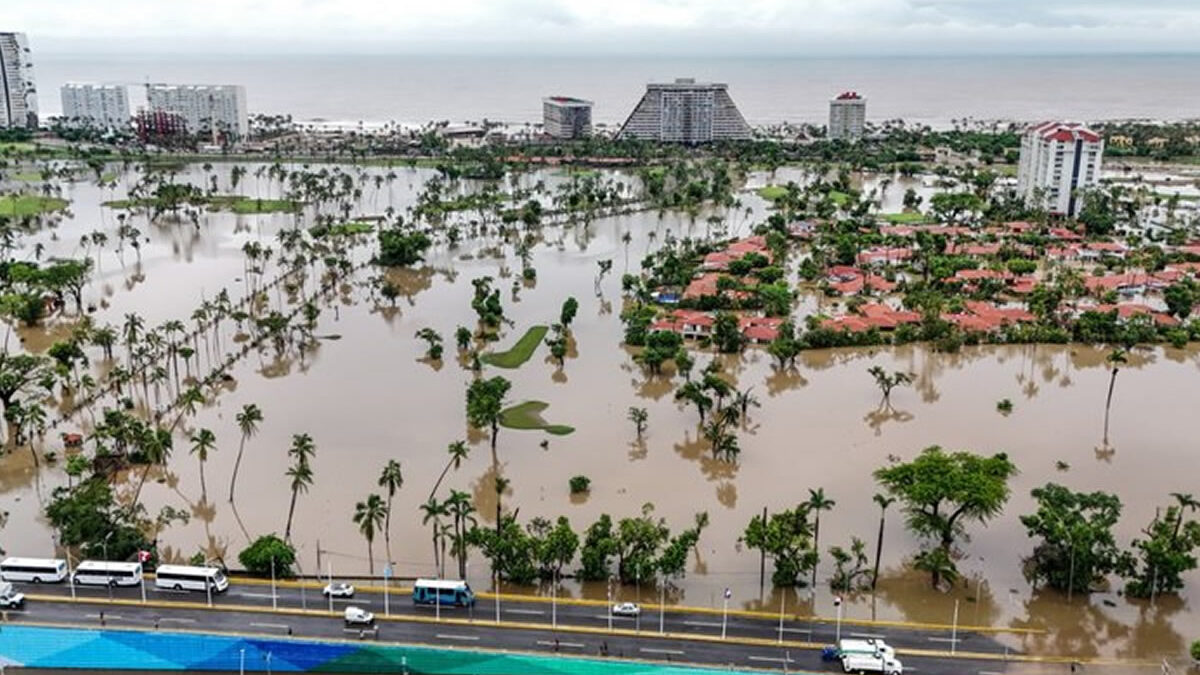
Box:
[412, 578, 475, 607]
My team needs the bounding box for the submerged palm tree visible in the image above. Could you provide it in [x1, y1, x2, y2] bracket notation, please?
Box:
[353, 494, 388, 575]
[229, 403, 263, 502]
[871, 493, 896, 590]
[189, 428, 216, 500]
[807, 487, 836, 587]
[419, 496, 448, 575]
[378, 459, 404, 565]
[429, 440, 469, 500]
[1103, 348, 1127, 445]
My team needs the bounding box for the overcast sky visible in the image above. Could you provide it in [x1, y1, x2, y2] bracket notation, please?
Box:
[10, 0, 1200, 56]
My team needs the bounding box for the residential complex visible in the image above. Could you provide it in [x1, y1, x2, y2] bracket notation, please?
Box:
[0, 31, 37, 128]
[1017, 121, 1105, 218]
[146, 84, 249, 140]
[617, 78, 751, 143]
[61, 83, 130, 129]
[828, 91, 866, 141]
[542, 96, 592, 139]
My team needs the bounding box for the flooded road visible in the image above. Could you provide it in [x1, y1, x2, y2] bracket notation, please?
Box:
[2, 161, 1199, 660]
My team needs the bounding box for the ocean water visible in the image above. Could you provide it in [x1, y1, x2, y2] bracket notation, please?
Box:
[32, 53, 1200, 128]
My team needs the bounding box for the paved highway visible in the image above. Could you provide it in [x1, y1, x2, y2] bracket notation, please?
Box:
[0, 578, 1149, 674]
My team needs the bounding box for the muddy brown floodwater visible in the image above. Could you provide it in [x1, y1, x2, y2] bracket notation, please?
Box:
[2, 162, 1200, 660]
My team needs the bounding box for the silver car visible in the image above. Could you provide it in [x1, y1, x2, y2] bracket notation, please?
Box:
[611, 602, 641, 617]
[323, 582, 355, 598]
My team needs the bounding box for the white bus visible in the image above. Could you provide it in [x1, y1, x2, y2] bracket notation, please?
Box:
[412, 578, 476, 607]
[0, 557, 69, 583]
[73, 561, 143, 587]
[153, 565, 229, 593]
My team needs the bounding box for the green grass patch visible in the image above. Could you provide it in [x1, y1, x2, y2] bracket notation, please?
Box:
[829, 190, 850, 206]
[499, 400, 575, 435]
[310, 221, 374, 238]
[0, 194, 69, 216]
[882, 211, 932, 224]
[207, 195, 303, 214]
[481, 325, 548, 368]
[11, 171, 46, 182]
[0, 142, 37, 154]
[756, 185, 788, 201]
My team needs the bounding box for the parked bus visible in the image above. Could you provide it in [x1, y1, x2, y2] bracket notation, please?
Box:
[412, 579, 475, 607]
[0, 557, 69, 583]
[153, 565, 229, 593]
[72, 561, 143, 587]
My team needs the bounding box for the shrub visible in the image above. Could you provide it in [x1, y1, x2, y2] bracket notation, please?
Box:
[996, 399, 1014, 414]
[238, 535, 296, 577]
[569, 475, 591, 494]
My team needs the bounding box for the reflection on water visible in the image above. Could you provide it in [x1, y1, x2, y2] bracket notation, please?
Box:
[3, 162, 1200, 659]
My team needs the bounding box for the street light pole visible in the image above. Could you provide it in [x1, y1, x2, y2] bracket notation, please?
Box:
[635, 570, 641, 633]
[494, 569, 501, 625]
[239, 648, 245, 675]
[551, 569, 557, 630]
[951, 599, 960, 655]
[721, 588, 731, 640]
[778, 593, 785, 644]
[607, 584, 613, 632]
[834, 596, 843, 643]
[270, 557, 277, 611]
[102, 531, 113, 602]
[659, 582, 665, 635]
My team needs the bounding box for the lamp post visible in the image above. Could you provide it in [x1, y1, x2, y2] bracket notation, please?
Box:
[834, 595, 843, 643]
[239, 649, 245, 675]
[658, 581, 665, 635]
[635, 569, 641, 633]
[721, 588, 731, 640]
[777, 593, 786, 644]
[327, 561, 334, 615]
[383, 563, 392, 617]
[551, 568, 557, 630]
[951, 599, 960, 655]
[494, 569, 501, 625]
[102, 531, 114, 601]
[607, 583, 613, 632]
[270, 557, 277, 611]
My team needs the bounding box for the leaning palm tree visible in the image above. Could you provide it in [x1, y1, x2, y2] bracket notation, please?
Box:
[284, 456, 314, 541]
[444, 489, 477, 578]
[871, 493, 896, 590]
[189, 428, 217, 500]
[429, 440, 469, 500]
[419, 497, 448, 575]
[1103, 348, 1127, 445]
[229, 403, 263, 502]
[807, 487, 836, 587]
[353, 494, 388, 575]
[378, 459, 404, 565]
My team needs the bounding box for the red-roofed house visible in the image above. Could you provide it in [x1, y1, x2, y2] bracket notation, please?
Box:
[856, 247, 912, 266]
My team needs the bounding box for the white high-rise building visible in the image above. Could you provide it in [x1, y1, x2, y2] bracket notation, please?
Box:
[1017, 122, 1105, 218]
[617, 78, 751, 143]
[0, 32, 38, 129]
[61, 83, 130, 129]
[146, 84, 248, 140]
[542, 97, 593, 139]
[828, 91, 866, 141]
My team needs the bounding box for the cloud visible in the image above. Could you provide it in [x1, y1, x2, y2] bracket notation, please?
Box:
[8, 0, 1200, 54]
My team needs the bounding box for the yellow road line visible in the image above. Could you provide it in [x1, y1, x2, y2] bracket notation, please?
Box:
[22, 593, 1151, 669]
[222, 574, 1043, 636]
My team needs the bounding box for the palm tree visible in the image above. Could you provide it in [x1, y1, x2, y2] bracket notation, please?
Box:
[429, 440, 470, 500]
[189, 428, 216, 500]
[1169, 492, 1200, 544]
[1103, 348, 1127, 444]
[444, 489, 476, 578]
[419, 496, 448, 575]
[871, 493, 896, 590]
[284, 435, 316, 541]
[378, 459, 404, 565]
[674, 381, 712, 424]
[229, 403, 263, 502]
[808, 487, 836, 587]
[353, 494, 388, 575]
[130, 428, 172, 512]
[733, 387, 760, 422]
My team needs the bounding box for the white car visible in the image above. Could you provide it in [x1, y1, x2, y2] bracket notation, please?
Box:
[343, 606, 375, 626]
[323, 582, 355, 598]
[611, 602, 641, 617]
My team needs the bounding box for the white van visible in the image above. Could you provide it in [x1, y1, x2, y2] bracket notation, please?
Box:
[0, 557, 69, 583]
[0, 581, 26, 609]
[837, 638, 896, 659]
[841, 653, 902, 674]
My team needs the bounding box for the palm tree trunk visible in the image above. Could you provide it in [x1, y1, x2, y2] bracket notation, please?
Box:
[429, 460, 453, 501]
[367, 538, 374, 575]
[229, 435, 247, 502]
[384, 497, 393, 565]
[131, 463, 153, 511]
[198, 459, 207, 500]
[431, 527, 439, 573]
[285, 488, 298, 541]
[872, 515, 885, 590]
[812, 514, 821, 589]
[1103, 368, 1118, 443]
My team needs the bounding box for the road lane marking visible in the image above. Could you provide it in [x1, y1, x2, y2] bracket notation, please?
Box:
[927, 637, 961, 643]
[236, 593, 279, 599]
[157, 617, 196, 624]
[748, 656, 795, 664]
[640, 648, 685, 655]
[436, 634, 480, 641]
[980, 671, 1004, 675]
[249, 622, 290, 630]
[781, 627, 812, 634]
[537, 640, 585, 649]
[592, 614, 634, 620]
[85, 614, 125, 620]
[332, 598, 370, 604]
[506, 609, 545, 615]
[683, 620, 723, 628]
[151, 589, 191, 595]
[849, 632, 888, 639]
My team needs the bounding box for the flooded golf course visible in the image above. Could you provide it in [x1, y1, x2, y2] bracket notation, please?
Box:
[3, 160, 1200, 660]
